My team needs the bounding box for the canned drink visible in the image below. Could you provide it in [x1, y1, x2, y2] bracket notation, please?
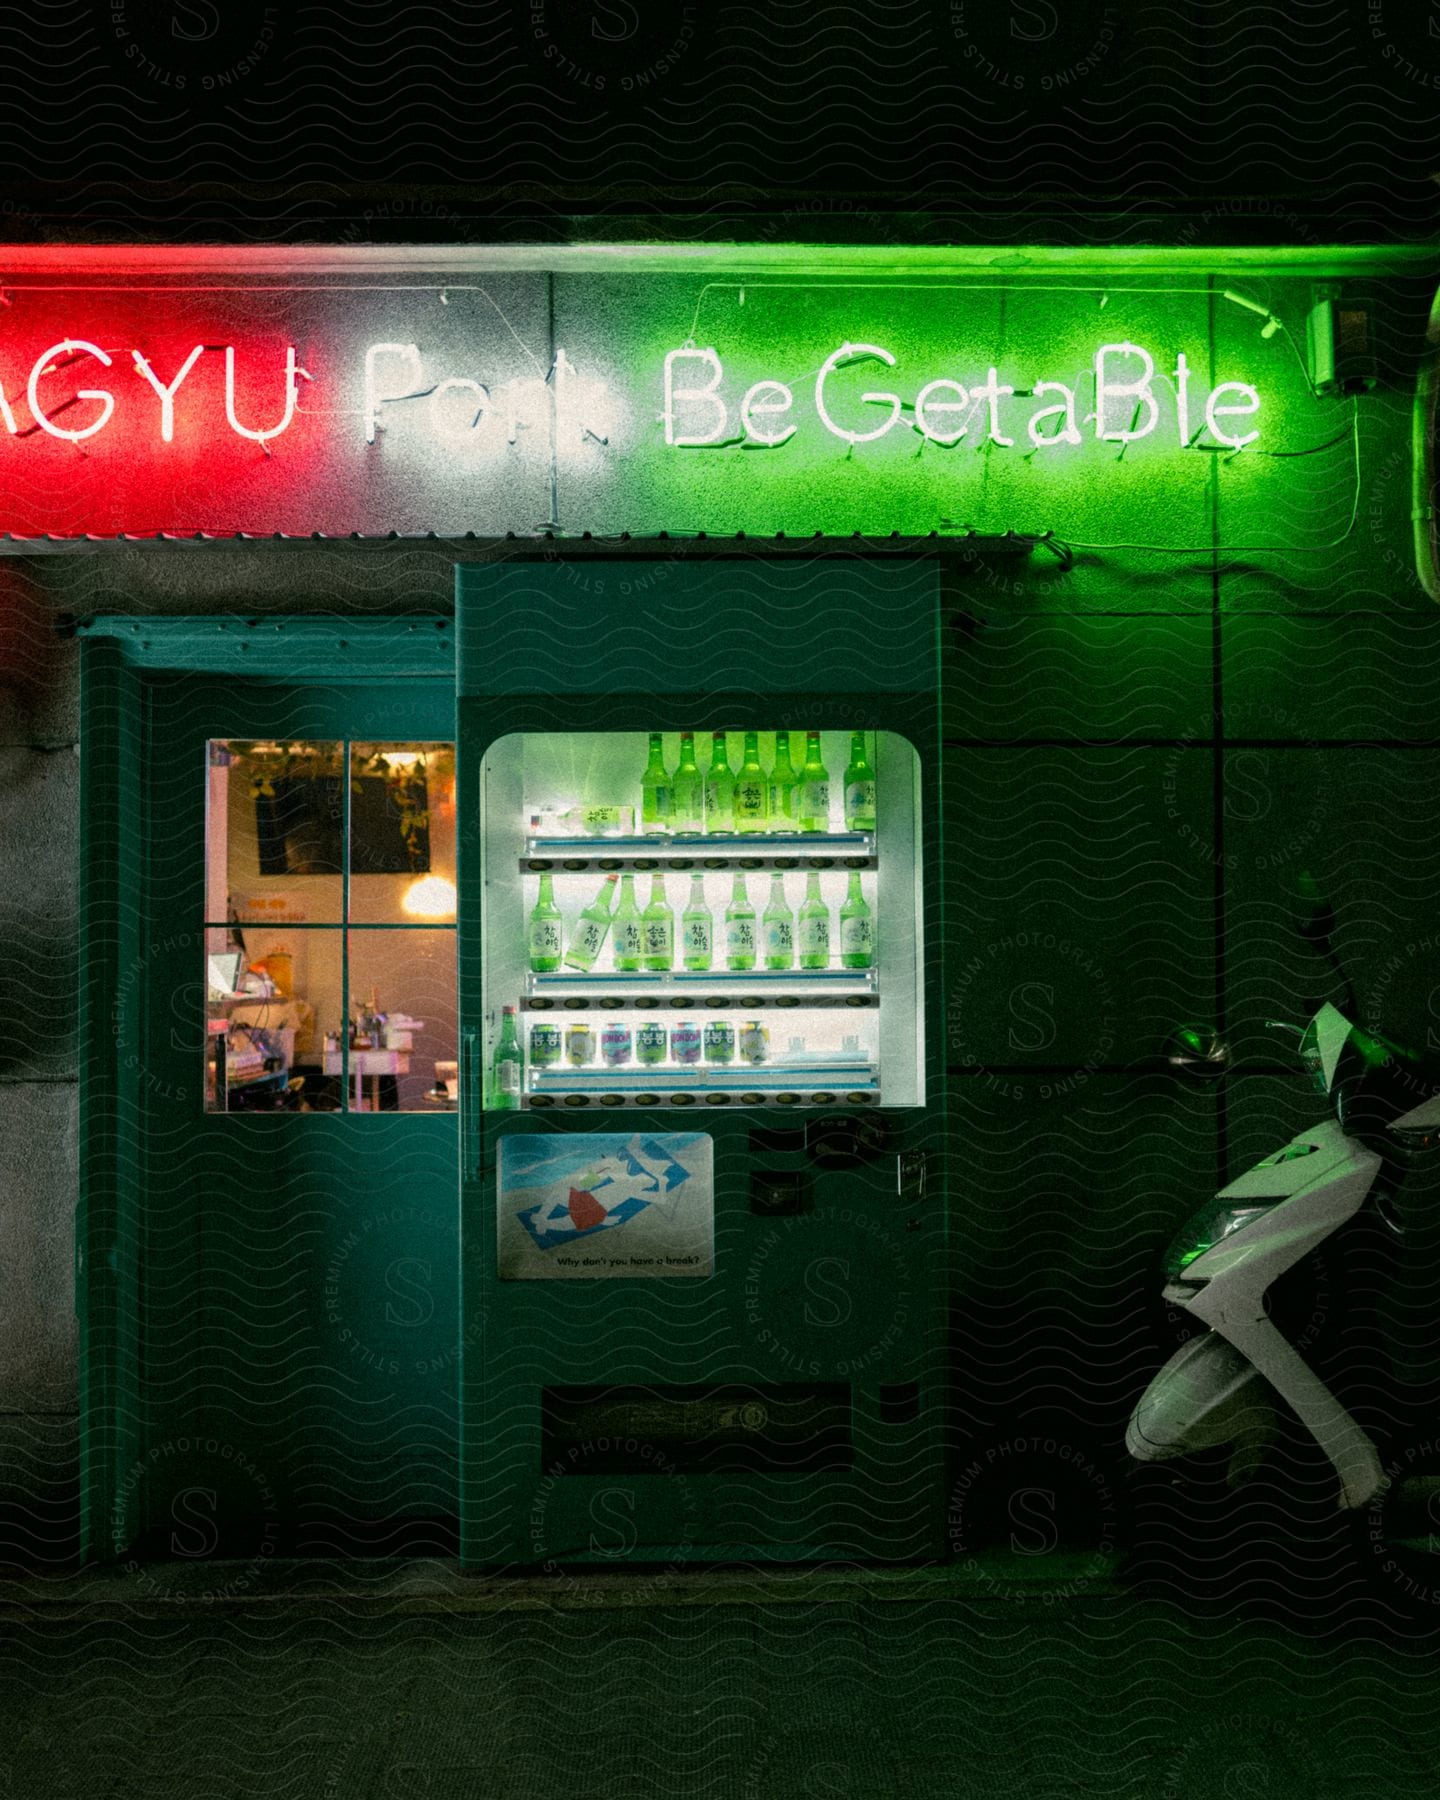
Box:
[565, 1023, 597, 1066]
[739, 1020, 769, 1065]
[601, 1022, 633, 1067]
[636, 1021, 668, 1066]
[529, 1022, 562, 1068]
[703, 1020, 736, 1064]
[671, 1021, 703, 1065]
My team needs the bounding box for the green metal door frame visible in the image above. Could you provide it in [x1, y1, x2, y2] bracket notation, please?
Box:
[75, 614, 455, 1562]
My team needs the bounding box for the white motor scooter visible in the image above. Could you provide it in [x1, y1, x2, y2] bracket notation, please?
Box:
[1128, 994, 1440, 1515]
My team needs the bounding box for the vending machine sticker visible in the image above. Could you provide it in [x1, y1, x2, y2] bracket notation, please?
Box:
[496, 1133, 714, 1280]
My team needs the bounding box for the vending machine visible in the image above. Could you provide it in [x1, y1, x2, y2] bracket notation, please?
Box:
[457, 557, 947, 1566]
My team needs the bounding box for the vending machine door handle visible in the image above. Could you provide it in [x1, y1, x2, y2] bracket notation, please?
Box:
[461, 1026, 482, 1180]
[897, 1149, 927, 1202]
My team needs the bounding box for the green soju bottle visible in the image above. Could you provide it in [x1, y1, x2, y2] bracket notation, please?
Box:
[763, 873, 794, 971]
[703, 730, 735, 836]
[563, 873, 618, 972]
[672, 730, 704, 836]
[768, 729, 799, 833]
[681, 874, 714, 972]
[797, 730, 831, 833]
[733, 730, 768, 833]
[493, 1004, 522, 1109]
[843, 731, 877, 833]
[797, 871, 831, 970]
[527, 871, 563, 973]
[642, 873, 674, 972]
[612, 873, 644, 973]
[725, 873, 756, 971]
[640, 732, 673, 836]
[839, 871, 875, 969]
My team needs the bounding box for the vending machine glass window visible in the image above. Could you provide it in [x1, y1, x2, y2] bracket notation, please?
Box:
[479, 729, 922, 1112]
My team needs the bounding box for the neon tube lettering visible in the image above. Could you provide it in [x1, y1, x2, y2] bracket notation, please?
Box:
[1205, 381, 1261, 450]
[132, 346, 205, 443]
[364, 342, 423, 445]
[1174, 351, 1192, 445]
[551, 347, 608, 450]
[816, 343, 901, 445]
[28, 340, 114, 443]
[225, 344, 298, 446]
[914, 379, 969, 445]
[428, 376, 490, 439]
[1095, 342, 1158, 442]
[1026, 380, 1080, 448]
[740, 379, 795, 446]
[664, 348, 727, 446]
[971, 367, 1015, 446]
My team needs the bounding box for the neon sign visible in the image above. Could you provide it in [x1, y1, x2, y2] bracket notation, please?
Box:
[662, 341, 1262, 452]
[0, 262, 1330, 544]
[0, 335, 1261, 456]
[0, 337, 609, 457]
[1, 339, 305, 447]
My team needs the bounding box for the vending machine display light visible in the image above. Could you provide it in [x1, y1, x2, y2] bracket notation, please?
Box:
[480, 729, 922, 1112]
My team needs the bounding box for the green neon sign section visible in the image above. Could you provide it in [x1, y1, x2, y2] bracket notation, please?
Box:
[561, 271, 1345, 545]
[662, 340, 1261, 453]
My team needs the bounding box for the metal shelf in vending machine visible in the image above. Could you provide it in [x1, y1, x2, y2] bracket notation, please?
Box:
[521, 830, 875, 872]
[522, 967, 878, 1008]
[525, 1058, 879, 1107]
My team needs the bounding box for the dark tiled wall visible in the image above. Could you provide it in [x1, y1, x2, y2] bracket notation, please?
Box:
[938, 523, 1440, 1480]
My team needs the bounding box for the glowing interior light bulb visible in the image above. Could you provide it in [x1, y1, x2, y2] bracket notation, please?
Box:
[402, 876, 457, 918]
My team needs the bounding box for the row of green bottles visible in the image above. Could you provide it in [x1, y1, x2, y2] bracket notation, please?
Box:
[529, 870, 874, 973]
[641, 731, 877, 836]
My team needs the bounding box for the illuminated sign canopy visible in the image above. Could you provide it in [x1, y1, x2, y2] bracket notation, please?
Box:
[0, 251, 1367, 542]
